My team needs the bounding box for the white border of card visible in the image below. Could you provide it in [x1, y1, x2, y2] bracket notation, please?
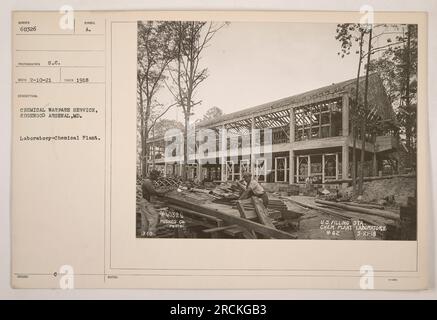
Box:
[11, 10, 429, 289]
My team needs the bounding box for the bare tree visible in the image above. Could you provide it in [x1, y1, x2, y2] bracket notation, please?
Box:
[358, 26, 373, 195]
[137, 21, 176, 176]
[336, 25, 365, 193]
[166, 21, 226, 180]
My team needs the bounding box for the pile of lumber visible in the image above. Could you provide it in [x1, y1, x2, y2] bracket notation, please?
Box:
[323, 173, 416, 184]
[314, 199, 399, 221]
[284, 197, 401, 240]
[268, 198, 304, 220]
[313, 199, 401, 239]
[162, 193, 297, 239]
[210, 182, 241, 200]
[235, 197, 300, 233]
[154, 176, 182, 188]
[286, 197, 399, 228]
[235, 198, 277, 223]
[234, 197, 303, 222]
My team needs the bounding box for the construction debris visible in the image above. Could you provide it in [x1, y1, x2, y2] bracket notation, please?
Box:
[162, 192, 297, 239]
[284, 196, 401, 240]
[323, 173, 416, 184]
[346, 201, 385, 210]
[138, 173, 410, 240]
[314, 199, 400, 220]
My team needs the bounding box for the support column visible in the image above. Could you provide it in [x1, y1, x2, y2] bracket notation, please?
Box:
[308, 155, 311, 179]
[296, 155, 300, 183]
[342, 144, 349, 188]
[289, 107, 295, 184]
[197, 162, 202, 181]
[341, 95, 350, 187]
[251, 116, 256, 178]
[220, 125, 226, 181]
[289, 151, 294, 184]
[373, 146, 377, 176]
[322, 154, 325, 183]
[342, 94, 350, 137]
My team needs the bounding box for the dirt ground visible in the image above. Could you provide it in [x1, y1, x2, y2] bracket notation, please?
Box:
[345, 177, 416, 207]
[285, 196, 355, 240]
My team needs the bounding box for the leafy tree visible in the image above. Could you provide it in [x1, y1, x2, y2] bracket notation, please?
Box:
[202, 106, 224, 122]
[369, 25, 417, 170]
[153, 119, 184, 137]
[335, 23, 409, 194]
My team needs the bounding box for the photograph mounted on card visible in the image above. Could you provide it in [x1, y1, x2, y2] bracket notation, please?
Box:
[11, 10, 429, 289]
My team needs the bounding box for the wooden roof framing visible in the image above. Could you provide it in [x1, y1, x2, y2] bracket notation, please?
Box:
[254, 109, 290, 129]
[146, 73, 395, 144]
[197, 73, 394, 128]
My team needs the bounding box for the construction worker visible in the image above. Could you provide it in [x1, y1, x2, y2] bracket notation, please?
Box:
[239, 172, 269, 208]
[139, 169, 166, 237]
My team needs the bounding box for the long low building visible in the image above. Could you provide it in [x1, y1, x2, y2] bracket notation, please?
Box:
[143, 73, 404, 186]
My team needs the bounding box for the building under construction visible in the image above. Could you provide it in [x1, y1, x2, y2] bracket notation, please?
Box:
[145, 74, 404, 187]
[137, 74, 416, 240]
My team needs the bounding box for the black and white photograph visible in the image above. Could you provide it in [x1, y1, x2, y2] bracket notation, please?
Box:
[136, 20, 418, 240]
[5, 3, 435, 294]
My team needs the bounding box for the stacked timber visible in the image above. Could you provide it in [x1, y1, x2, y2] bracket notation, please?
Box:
[314, 199, 399, 221]
[285, 197, 400, 240]
[233, 197, 304, 222]
[314, 199, 402, 239]
[210, 182, 242, 201]
[154, 176, 182, 188]
[268, 198, 303, 220]
[344, 201, 385, 210]
[323, 173, 416, 184]
[162, 192, 297, 239]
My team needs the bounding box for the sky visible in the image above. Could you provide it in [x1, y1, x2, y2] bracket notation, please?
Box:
[156, 21, 362, 123]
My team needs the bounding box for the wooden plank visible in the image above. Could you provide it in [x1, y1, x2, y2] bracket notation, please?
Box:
[163, 196, 297, 239]
[323, 173, 416, 184]
[315, 199, 399, 220]
[166, 205, 223, 225]
[202, 225, 239, 233]
[288, 198, 396, 227]
[236, 200, 247, 218]
[347, 202, 385, 210]
[236, 200, 258, 220]
[183, 216, 216, 229]
[251, 196, 276, 228]
[224, 226, 246, 237]
[191, 188, 213, 195]
[241, 229, 257, 239]
[234, 200, 258, 238]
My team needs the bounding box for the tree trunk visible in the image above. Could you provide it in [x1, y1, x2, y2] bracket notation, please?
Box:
[405, 24, 412, 170]
[182, 111, 190, 181]
[139, 93, 146, 177]
[358, 27, 373, 195]
[373, 134, 377, 176]
[358, 119, 366, 195]
[352, 128, 357, 190]
[352, 31, 364, 195]
[152, 126, 156, 170]
[141, 97, 152, 177]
